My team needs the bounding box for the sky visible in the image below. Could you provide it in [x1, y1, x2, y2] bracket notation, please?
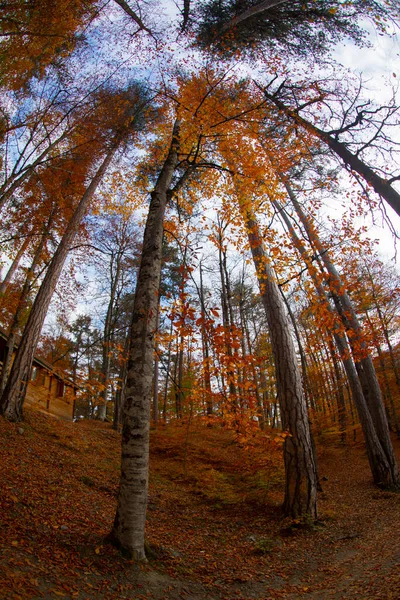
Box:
[332, 20, 400, 261]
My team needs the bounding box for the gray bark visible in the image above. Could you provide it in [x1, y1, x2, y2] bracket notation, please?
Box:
[0, 144, 119, 421]
[107, 120, 180, 560]
[237, 196, 318, 518]
[0, 236, 30, 297]
[283, 184, 399, 487]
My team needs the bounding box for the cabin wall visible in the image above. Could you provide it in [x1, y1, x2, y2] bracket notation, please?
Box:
[0, 335, 76, 420]
[25, 370, 75, 420]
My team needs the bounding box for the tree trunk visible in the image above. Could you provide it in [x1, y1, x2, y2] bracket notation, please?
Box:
[199, 261, 213, 415]
[282, 183, 399, 488]
[264, 93, 400, 217]
[98, 251, 123, 420]
[107, 120, 180, 560]
[0, 144, 119, 421]
[0, 236, 31, 297]
[152, 303, 160, 424]
[217, 231, 238, 415]
[236, 193, 318, 518]
[279, 205, 391, 484]
[0, 220, 51, 394]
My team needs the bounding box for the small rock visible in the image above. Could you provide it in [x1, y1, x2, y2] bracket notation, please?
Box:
[60, 525, 69, 531]
[17, 427, 24, 435]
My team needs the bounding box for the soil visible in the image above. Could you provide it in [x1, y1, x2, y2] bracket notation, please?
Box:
[0, 411, 399, 600]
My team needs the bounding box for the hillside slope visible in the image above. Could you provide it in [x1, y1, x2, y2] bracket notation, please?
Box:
[1, 410, 399, 599]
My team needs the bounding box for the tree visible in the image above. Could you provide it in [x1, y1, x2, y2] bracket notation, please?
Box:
[107, 118, 182, 560]
[0, 0, 100, 91]
[262, 87, 400, 217]
[0, 84, 152, 421]
[237, 189, 318, 517]
[86, 210, 140, 420]
[195, 0, 395, 58]
[282, 181, 399, 488]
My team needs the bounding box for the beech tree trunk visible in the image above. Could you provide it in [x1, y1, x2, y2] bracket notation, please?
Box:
[237, 194, 318, 518]
[0, 144, 119, 421]
[107, 120, 180, 560]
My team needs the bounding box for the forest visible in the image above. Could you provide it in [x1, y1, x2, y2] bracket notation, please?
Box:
[0, 0, 400, 597]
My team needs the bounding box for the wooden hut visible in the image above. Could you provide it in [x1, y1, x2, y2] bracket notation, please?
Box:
[0, 330, 78, 420]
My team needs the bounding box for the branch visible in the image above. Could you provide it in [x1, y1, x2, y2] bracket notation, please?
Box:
[113, 0, 152, 34]
[181, 0, 191, 32]
[220, 0, 289, 34]
[263, 90, 400, 218]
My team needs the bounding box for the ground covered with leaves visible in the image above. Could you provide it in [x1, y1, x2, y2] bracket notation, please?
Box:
[1, 410, 399, 600]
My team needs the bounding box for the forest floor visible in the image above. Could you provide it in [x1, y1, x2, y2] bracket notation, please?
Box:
[1, 409, 399, 600]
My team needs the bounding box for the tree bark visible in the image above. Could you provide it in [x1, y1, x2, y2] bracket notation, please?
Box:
[0, 144, 119, 421]
[237, 194, 318, 518]
[282, 183, 399, 487]
[107, 120, 180, 560]
[199, 261, 213, 415]
[265, 93, 400, 217]
[0, 236, 31, 297]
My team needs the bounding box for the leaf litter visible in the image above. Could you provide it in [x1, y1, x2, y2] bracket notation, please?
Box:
[0, 409, 399, 599]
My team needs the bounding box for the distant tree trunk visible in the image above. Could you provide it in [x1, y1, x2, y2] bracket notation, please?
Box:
[238, 288, 265, 428]
[199, 261, 213, 415]
[326, 335, 347, 442]
[0, 215, 54, 394]
[236, 193, 318, 518]
[283, 182, 399, 488]
[152, 304, 160, 424]
[217, 228, 238, 415]
[98, 251, 123, 421]
[364, 311, 400, 438]
[107, 120, 180, 560]
[175, 335, 184, 419]
[0, 236, 31, 297]
[113, 335, 129, 432]
[0, 143, 119, 421]
[162, 319, 174, 421]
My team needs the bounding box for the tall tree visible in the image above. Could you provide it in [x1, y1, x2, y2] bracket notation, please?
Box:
[0, 85, 151, 420]
[283, 181, 399, 488]
[107, 119, 182, 560]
